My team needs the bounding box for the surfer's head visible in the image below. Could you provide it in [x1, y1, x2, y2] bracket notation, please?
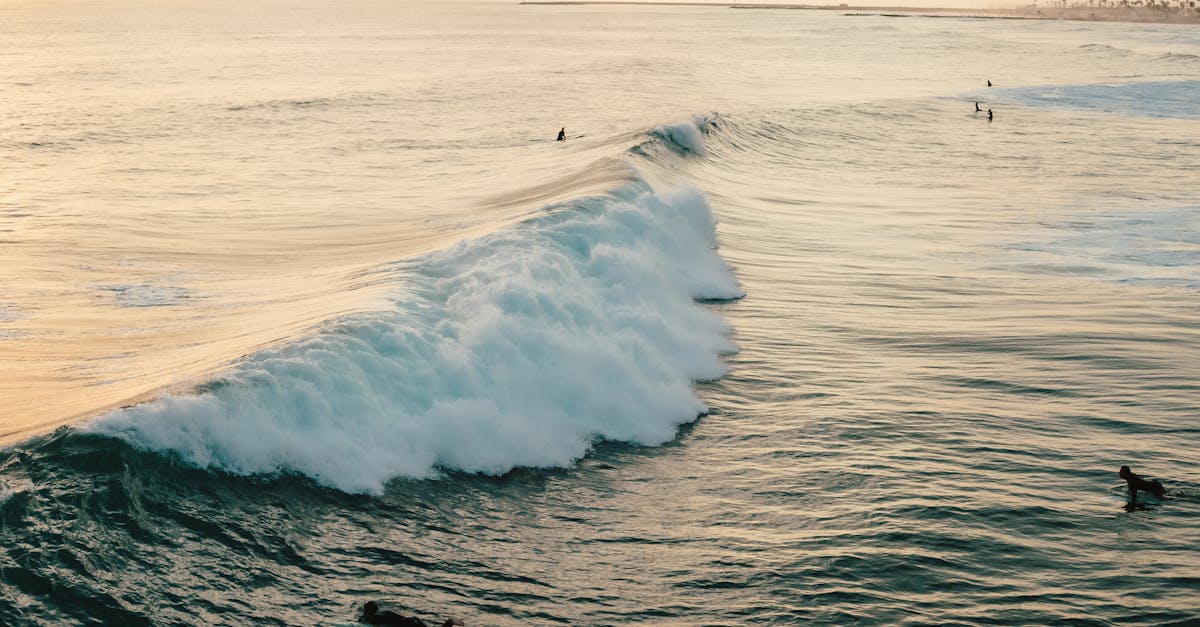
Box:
[1119, 466, 1132, 479]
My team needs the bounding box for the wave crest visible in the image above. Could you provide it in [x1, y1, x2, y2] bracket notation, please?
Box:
[84, 177, 742, 494]
[647, 115, 717, 156]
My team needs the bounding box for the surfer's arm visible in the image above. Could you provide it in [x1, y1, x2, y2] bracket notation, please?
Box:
[1128, 485, 1139, 503]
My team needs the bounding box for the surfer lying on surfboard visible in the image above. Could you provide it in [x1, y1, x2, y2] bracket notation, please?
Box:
[1119, 466, 1166, 507]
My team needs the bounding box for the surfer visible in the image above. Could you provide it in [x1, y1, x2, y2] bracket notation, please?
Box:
[1119, 466, 1166, 505]
[975, 102, 981, 113]
[556, 127, 566, 141]
[358, 603, 464, 627]
[359, 602, 425, 626]
[987, 109, 993, 121]
[987, 80, 992, 87]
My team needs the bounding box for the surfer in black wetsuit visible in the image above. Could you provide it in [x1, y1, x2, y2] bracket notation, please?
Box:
[975, 102, 981, 113]
[358, 602, 464, 627]
[1120, 466, 1166, 506]
[987, 109, 993, 121]
[359, 602, 425, 626]
[987, 80, 992, 87]
[556, 127, 566, 141]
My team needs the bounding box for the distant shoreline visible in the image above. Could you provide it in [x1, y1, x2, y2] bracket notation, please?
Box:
[520, 1, 1200, 24]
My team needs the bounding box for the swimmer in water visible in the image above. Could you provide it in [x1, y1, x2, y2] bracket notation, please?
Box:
[1119, 466, 1166, 506]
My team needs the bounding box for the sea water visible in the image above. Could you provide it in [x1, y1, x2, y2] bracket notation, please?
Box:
[1, 0, 1198, 624]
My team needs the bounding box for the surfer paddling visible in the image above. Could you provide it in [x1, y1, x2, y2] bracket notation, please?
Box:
[1119, 466, 1166, 506]
[358, 601, 464, 627]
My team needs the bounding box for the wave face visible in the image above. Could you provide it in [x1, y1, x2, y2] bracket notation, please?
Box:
[84, 147, 741, 494]
[648, 117, 712, 156]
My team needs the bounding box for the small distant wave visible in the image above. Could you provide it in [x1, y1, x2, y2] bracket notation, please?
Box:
[1156, 51, 1200, 64]
[12, 131, 130, 152]
[1078, 42, 1132, 56]
[1075, 43, 1200, 67]
[225, 91, 392, 112]
[100, 284, 191, 308]
[946, 376, 1078, 397]
[83, 134, 743, 493]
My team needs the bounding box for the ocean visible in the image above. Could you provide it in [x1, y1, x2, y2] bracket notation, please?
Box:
[2, 0, 1199, 624]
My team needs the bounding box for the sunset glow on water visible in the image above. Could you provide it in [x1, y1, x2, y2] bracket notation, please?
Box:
[2, 1, 1198, 624]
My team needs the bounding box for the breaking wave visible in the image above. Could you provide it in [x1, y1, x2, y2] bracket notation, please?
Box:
[83, 120, 743, 494]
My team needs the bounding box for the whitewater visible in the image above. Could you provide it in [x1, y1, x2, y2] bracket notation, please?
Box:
[2, 0, 1199, 625]
[85, 145, 743, 493]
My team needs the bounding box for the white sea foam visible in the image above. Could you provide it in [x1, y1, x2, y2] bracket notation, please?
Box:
[101, 284, 190, 308]
[0, 304, 29, 323]
[0, 305, 30, 340]
[84, 177, 742, 494]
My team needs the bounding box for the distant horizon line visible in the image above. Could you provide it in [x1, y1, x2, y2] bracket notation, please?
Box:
[519, 0, 1200, 24]
[519, 1, 1021, 8]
